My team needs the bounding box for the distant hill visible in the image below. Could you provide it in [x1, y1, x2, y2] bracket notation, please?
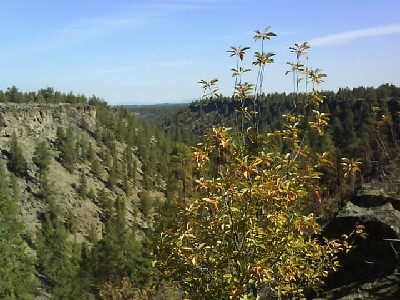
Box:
[121, 103, 189, 120]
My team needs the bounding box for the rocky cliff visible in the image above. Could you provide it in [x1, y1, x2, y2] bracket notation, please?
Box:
[0, 102, 96, 137]
[319, 182, 400, 299]
[0, 103, 150, 243]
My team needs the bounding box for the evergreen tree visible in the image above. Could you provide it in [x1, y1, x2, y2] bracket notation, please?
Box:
[131, 158, 138, 183]
[90, 154, 102, 179]
[5, 86, 24, 103]
[86, 196, 151, 296]
[36, 199, 78, 299]
[86, 142, 95, 161]
[107, 165, 118, 190]
[168, 143, 193, 203]
[139, 191, 153, 218]
[124, 146, 134, 178]
[104, 150, 113, 169]
[38, 172, 52, 200]
[8, 132, 27, 177]
[33, 140, 52, 177]
[0, 160, 37, 299]
[58, 127, 76, 172]
[97, 189, 113, 222]
[66, 210, 79, 234]
[10, 172, 21, 203]
[78, 170, 88, 199]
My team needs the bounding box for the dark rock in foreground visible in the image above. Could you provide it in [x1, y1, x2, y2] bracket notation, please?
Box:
[318, 183, 400, 299]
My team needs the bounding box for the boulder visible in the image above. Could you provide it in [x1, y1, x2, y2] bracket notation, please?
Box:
[319, 183, 400, 299]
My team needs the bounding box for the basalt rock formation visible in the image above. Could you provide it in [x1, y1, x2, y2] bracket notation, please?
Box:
[318, 182, 400, 299]
[0, 102, 151, 242]
[0, 102, 96, 137]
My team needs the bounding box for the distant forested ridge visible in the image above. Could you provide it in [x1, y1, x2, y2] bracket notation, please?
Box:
[136, 84, 400, 211]
[122, 103, 188, 120]
[155, 83, 400, 142]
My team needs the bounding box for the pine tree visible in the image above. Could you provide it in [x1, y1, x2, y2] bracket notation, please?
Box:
[97, 189, 113, 222]
[55, 126, 65, 148]
[139, 191, 153, 218]
[90, 154, 101, 179]
[86, 142, 95, 161]
[0, 160, 37, 299]
[9, 172, 21, 203]
[78, 170, 88, 199]
[33, 140, 52, 178]
[38, 172, 53, 200]
[107, 165, 117, 190]
[8, 132, 27, 177]
[58, 127, 76, 172]
[87, 196, 151, 295]
[36, 199, 78, 299]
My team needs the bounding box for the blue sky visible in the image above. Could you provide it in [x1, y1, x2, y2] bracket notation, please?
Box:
[0, 0, 399, 105]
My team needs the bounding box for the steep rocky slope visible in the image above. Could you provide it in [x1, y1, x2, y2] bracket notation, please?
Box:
[0, 102, 154, 243]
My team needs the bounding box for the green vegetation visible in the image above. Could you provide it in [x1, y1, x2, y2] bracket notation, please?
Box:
[158, 85, 400, 205]
[124, 103, 189, 120]
[0, 26, 399, 300]
[0, 86, 101, 105]
[33, 140, 52, 176]
[36, 199, 79, 299]
[0, 86, 176, 298]
[154, 27, 362, 299]
[8, 132, 28, 177]
[0, 160, 37, 299]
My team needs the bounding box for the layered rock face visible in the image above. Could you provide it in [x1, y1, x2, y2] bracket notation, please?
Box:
[319, 183, 400, 299]
[0, 103, 101, 241]
[0, 103, 96, 137]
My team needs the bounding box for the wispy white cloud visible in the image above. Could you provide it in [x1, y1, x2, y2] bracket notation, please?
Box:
[0, 12, 152, 59]
[94, 66, 140, 75]
[157, 60, 194, 67]
[65, 0, 225, 35]
[309, 24, 400, 47]
[94, 60, 194, 75]
[72, 0, 221, 37]
[0, 0, 222, 58]
[67, 0, 226, 41]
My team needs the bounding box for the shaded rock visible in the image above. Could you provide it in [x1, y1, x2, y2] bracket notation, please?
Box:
[318, 183, 400, 299]
[315, 273, 400, 299]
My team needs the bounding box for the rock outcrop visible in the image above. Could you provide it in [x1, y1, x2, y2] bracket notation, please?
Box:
[0, 102, 146, 243]
[0, 102, 96, 137]
[319, 182, 400, 299]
